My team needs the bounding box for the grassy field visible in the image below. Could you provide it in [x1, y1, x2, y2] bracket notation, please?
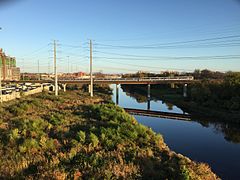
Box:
[0, 87, 218, 179]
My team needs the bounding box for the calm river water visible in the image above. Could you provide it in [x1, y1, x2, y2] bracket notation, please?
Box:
[110, 84, 240, 180]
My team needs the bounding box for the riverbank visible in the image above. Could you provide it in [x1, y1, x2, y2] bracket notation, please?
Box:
[0, 88, 218, 179]
[121, 84, 240, 123]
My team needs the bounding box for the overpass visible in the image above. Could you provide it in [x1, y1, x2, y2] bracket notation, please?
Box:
[2, 76, 195, 85]
[2, 76, 194, 100]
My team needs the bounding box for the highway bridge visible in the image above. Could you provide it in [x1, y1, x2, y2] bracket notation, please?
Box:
[3, 76, 195, 85]
[124, 108, 191, 121]
[2, 76, 194, 99]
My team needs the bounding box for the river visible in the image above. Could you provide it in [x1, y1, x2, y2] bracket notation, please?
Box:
[110, 84, 240, 180]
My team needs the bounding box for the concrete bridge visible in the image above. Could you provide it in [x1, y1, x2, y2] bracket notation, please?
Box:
[2, 76, 194, 100]
[3, 76, 195, 85]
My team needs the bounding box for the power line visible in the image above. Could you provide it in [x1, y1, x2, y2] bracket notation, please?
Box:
[94, 35, 240, 49]
[93, 55, 240, 61]
[95, 59, 193, 71]
[93, 50, 240, 59]
[94, 22, 240, 42]
[20, 44, 50, 58]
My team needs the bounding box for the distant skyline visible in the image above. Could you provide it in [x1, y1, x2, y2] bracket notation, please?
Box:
[0, 0, 240, 73]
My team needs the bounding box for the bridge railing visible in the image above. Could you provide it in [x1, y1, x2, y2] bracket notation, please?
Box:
[3, 76, 194, 83]
[92, 76, 194, 81]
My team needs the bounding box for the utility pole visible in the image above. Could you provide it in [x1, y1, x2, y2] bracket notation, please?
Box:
[90, 40, 93, 97]
[48, 61, 50, 76]
[54, 40, 58, 96]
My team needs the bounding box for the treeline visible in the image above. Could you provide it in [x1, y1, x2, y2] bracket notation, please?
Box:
[122, 69, 238, 81]
[189, 72, 240, 111]
[122, 70, 240, 111]
[191, 69, 225, 80]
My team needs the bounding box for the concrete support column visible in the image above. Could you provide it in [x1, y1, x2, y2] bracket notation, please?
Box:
[116, 84, 119, 105]
[183, 84, 188, 98]
[147, 84, 151, 110]
[147, 84, 151, 99]
[63, 84, 67, 92]
[171, 83, 175, 89]
[88, 84, 91, 93]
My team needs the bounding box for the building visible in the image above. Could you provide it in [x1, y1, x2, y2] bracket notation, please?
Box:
[0, 49, 20, 80]
[58, 71, 86, 79]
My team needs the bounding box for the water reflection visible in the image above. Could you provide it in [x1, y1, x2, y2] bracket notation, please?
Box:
[119, 84, 240, 144]
[111, 84, 240, 179]
[165, 102, 174, 111]
[208, 122, 240, 144]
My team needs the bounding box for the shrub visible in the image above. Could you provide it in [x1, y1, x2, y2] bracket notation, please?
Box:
[180, 165, 190, 180]
[89, 133, 99, 148]
[76, 131, 86, 143]
[9, 128, 20, 141]
[47, 113, 64, 125]
[19, 138, 39, 153]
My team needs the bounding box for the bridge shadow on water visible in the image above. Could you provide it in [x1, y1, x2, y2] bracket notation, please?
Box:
[113, 84, 240, 144]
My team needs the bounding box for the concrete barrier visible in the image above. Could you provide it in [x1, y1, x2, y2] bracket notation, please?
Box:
[22, 87, 43, 96]
[2, 91, 21, 102]
[1, 87, 44, 102]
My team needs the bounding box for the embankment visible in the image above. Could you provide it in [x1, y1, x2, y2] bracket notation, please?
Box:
[0, 87, 218, 179]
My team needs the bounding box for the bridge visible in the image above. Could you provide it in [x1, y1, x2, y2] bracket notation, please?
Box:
[2, 76, 194, 100]
[124, 108, 191, 121]
[3, 76, 195, 85]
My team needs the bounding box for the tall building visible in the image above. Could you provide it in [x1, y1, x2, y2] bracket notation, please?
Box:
[0, 48, 20, 80]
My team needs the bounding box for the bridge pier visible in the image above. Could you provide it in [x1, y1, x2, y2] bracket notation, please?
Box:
[63, 84, 67, 92]
[88, 84, 94, 96]
[147, 84, 151, 110]
[183, 84, 188, 98]
[116, 84, 119, 105]
[171, 83, 175, 89]
[88, 84, 91, 93]
[147, 99, 151, 110]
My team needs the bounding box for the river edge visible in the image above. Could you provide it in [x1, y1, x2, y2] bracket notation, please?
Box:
[121, 84, 240, 124]
[0, 87, 219, 179]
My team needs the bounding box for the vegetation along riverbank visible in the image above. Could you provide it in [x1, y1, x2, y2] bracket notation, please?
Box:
[122, 71, 240, 123]
[0, 85, 218, 179]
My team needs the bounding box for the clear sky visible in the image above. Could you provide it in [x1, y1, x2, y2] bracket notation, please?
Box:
[0, 0, 240, 73]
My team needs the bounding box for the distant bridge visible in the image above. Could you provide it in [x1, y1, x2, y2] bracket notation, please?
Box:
[2, 76, 194, 99]
[124, 108, 191, 121]
[3, 76, 195, 85]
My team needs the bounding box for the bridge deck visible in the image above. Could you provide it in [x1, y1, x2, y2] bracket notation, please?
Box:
[124, 108, 191, 121]
[3, 76, 196, 84]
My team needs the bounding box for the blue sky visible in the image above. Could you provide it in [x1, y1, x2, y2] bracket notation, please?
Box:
[0, 0, 240, 73]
